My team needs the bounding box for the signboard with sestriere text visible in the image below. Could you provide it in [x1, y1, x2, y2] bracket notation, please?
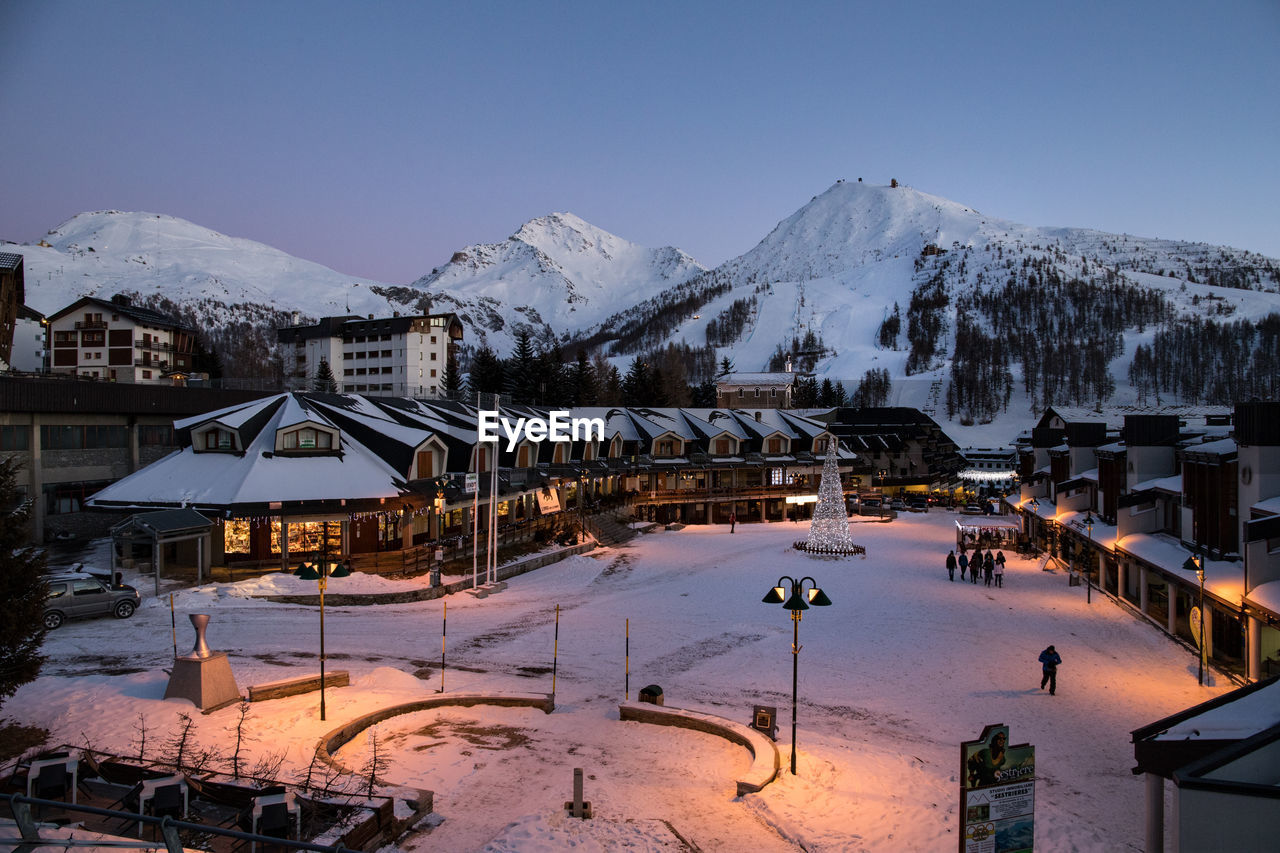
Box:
[960, 724, 1035, 853]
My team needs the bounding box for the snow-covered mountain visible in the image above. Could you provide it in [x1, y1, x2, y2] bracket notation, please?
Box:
[401, 212, 705, 351]
[15, 210, 399, 321]
[6, 185, 1279, 448]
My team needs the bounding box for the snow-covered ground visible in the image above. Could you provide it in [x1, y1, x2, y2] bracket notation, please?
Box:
[5, 513, 1229, 851]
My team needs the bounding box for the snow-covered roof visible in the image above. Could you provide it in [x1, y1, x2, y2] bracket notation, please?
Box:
[1152, 679, 1280, 741]
[1113, 533, 1244, 606]
[1181, 437, 1237, 456]
[718, 372, 794, 386]
[1133, 474, 1182, 493]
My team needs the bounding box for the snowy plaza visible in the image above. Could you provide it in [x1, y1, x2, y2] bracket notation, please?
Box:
[5, 511, 1230, 852]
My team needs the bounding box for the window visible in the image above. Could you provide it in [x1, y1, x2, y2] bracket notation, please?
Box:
[139, 425, 174, 447]
[715, 438, 731, 455]
[382, 349, 392, 357]
[430, 352, 437, 360]
[40, 425, 128, 450]
[767, 437, 782, 454]
[44, 480, 112, 515]
[1, 425, 30, 451]
[430, 335, 437, 344]
[344, 368, 354, 376]
[430, 369, 436, 377]
[381, 366, 392, 374]
[204, 429, 234, 450]
[754, 388, 760, 397]
[656, 439, 678, 456]
[737, 389, 744, 398]
[282, 428, 332, 450]
[142, 370, 151, 379]
[814, 438, 828, 454]
[417, 450, 434, 478]
[770, 388, 777, 397]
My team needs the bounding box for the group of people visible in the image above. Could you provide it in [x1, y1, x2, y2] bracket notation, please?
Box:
[945, 548, 1006, 587]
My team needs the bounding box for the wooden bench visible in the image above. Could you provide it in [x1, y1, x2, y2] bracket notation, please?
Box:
[247, 671, 349, 702]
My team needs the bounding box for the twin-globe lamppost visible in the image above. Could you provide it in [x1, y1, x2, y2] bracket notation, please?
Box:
[762, 575, 832, 775]
[295, 551, 350, 721]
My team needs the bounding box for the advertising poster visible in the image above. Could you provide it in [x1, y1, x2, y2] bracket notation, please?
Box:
[960, 724, 1035, 853]
[536, 488, 562, 515]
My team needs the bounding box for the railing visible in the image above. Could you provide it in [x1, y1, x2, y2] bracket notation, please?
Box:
[73, 320, 107, 330]
[135, 339, 175, 351]
[1, 792, 353, 853]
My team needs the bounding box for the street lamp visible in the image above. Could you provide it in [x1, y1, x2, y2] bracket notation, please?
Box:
[296, 554, 350, 720]
[1182, 551, 1206, 685]
[762, 575, 832, 775]
[1081, 512, 1095, 604]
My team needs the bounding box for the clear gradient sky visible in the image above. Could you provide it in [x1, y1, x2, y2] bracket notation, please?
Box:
[2, 0, 1277, 285]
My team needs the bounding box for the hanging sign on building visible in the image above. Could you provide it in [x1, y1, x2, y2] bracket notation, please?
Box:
[960, 724, 1035, 853]
[536, 488, 562, 515]
[464, 473, 478, 494]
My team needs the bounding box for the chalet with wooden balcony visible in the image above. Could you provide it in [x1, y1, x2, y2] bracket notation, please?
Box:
[46, 296, 195, 384]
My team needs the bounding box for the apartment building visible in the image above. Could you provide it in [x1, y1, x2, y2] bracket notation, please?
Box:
[0, 252, 23, 367]
[277, 312, 463, 397]
[46, 296, 195, 383]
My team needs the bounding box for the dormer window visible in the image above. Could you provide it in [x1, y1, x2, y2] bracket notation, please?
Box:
[715, 437, 732, 455]
[656, 438, 679, 457]
[204, 429, 235, 451]
[815, 437, 829, 454]
[282, 427, 333, 451]
[767, 437, 783, 454]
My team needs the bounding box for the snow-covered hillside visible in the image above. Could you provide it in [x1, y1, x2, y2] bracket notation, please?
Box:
[405, 212, 706, 352]
[12, 211, 399, 321]
[5, 186, 1278, 447]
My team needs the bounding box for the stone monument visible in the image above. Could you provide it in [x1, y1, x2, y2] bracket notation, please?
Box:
[164, 614, 241, 712]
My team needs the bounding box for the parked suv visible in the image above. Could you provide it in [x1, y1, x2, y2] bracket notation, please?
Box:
[43, 573, 141, 629]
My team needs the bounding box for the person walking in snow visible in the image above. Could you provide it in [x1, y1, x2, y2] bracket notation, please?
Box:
[983, 551, 994, 586]
[971, 551, 980, 583]
[946, 550, 957, 581]
[993, 555, 1004, 588]
[958, 550, 969, 582]
[729, 511, 736, 533]
[1039, 645, 1062, 695]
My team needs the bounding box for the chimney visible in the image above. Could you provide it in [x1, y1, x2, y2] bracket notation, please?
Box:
[785, 358, 792, 373]
[291, 311, 300, 325]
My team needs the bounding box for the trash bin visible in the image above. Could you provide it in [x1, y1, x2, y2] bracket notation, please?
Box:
[638, 684, 664, 706]
[749, 705, 779, 740]
[430, 566, 441, 587]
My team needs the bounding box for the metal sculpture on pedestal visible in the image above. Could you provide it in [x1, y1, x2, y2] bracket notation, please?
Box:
[794, 441, 865, 556]
[164, 613, 242, 712]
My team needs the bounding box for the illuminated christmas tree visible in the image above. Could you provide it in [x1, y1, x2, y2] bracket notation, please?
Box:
[800, 441, 864, 556]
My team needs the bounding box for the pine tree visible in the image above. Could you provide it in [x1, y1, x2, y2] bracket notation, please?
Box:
[569, 348, 598, 406]
[0, 457, 48, 713]
[621, 358, 652, 405]
[441, 348, 462, 400]
[717, 356, 735, 378]
[505, 331, 538, 404]
[468, 346, 505, 396]
[312, 358, 337, 393]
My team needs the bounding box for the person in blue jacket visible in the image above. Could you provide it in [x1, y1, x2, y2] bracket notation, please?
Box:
[1039, 645, 1062, 695]
[958, 550, 969, 581]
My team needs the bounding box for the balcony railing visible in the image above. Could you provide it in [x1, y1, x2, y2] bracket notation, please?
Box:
[74, 320, 107, 329]
[135, 338, 175, 351]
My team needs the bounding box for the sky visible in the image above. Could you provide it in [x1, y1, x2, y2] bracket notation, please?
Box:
[2, 0, 1278, 285]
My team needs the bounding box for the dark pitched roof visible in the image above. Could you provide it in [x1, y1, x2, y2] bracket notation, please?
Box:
[47, 295, 192, 330]
[0, 252, 23, 271]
